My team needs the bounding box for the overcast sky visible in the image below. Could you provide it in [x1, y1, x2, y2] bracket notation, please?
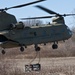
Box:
[0, 0, 75, 28]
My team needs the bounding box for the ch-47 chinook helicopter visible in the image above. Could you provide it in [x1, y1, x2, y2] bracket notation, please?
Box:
[21, 5, 75, 51]
[0, 0, 46, 54]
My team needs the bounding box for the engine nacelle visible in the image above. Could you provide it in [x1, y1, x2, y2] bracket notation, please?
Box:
[10, 22, 25, 29]
[52, 16, 65, 24]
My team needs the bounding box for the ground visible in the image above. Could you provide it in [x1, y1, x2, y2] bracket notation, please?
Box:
[0, 57, 75, 75]
[0, 39, 75, 75]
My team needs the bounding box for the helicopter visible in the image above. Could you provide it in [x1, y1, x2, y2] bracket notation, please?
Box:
[21, 5, 75, 51]
[0, 0, 46, 54]
[0, 1, 74, 55]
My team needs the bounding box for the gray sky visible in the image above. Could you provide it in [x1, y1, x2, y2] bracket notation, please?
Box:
[0, 0, 75, 28]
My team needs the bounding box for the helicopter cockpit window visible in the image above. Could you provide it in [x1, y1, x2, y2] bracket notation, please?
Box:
[67, 26, 72, 35]
[67, 26, 70, 30]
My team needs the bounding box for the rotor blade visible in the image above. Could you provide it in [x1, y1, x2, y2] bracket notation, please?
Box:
[21, 16, 54, 20]
[6, 0, 46, 10]
[35, 5, 61, 16]
[62, 14, 75, 17]
[21, 14, 75, 20]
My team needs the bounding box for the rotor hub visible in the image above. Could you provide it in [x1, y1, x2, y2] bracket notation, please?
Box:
[52, 16, 65, 24]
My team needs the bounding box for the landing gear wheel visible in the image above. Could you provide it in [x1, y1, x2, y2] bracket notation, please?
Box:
[52, 44, 58, 49]
[35, 47, 40, 51]
[20, 46, 24, 52]
[1, 50, 5, 55]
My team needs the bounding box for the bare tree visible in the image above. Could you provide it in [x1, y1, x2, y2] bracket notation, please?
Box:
[71, 9, 75, 41]
[23, 19, 43, 26]
[71, 26, 75, 41]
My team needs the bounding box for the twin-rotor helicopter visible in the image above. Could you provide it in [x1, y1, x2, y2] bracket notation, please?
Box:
[0, 0, 75, 54]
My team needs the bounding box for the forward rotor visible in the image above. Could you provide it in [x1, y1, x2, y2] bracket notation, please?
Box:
[0, 0, 46, 12]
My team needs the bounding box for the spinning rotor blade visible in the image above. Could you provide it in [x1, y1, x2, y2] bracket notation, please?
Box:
[35, 5, 61, 16]
[62, 14, 75, 17]
[21, 14, 75, 20]
[35, 5, 75, 17]
[7, 0, 46, 9]
[0, 0, 46, 11]
[21, 16, 54, 20]
[21, 5, 75, 20]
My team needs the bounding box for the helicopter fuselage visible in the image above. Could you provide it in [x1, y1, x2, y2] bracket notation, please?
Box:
[0, 12, 72, 52]
[0, 23, 72, 48]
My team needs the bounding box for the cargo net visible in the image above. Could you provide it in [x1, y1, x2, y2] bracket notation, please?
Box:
[25, 51, 41, 72]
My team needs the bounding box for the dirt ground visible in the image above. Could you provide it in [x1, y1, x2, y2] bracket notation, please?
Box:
[0, 57, 75, 75]
[0, 39, 75, 75]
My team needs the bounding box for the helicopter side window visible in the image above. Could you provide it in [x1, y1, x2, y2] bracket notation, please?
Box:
[36, 23, 39, 26]
[34, 32, 37, 36]
[48, 22, 50, 25]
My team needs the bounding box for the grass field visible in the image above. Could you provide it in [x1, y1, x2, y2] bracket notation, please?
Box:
[0, 57, 75, 75]
[0, 39, 75, 75]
